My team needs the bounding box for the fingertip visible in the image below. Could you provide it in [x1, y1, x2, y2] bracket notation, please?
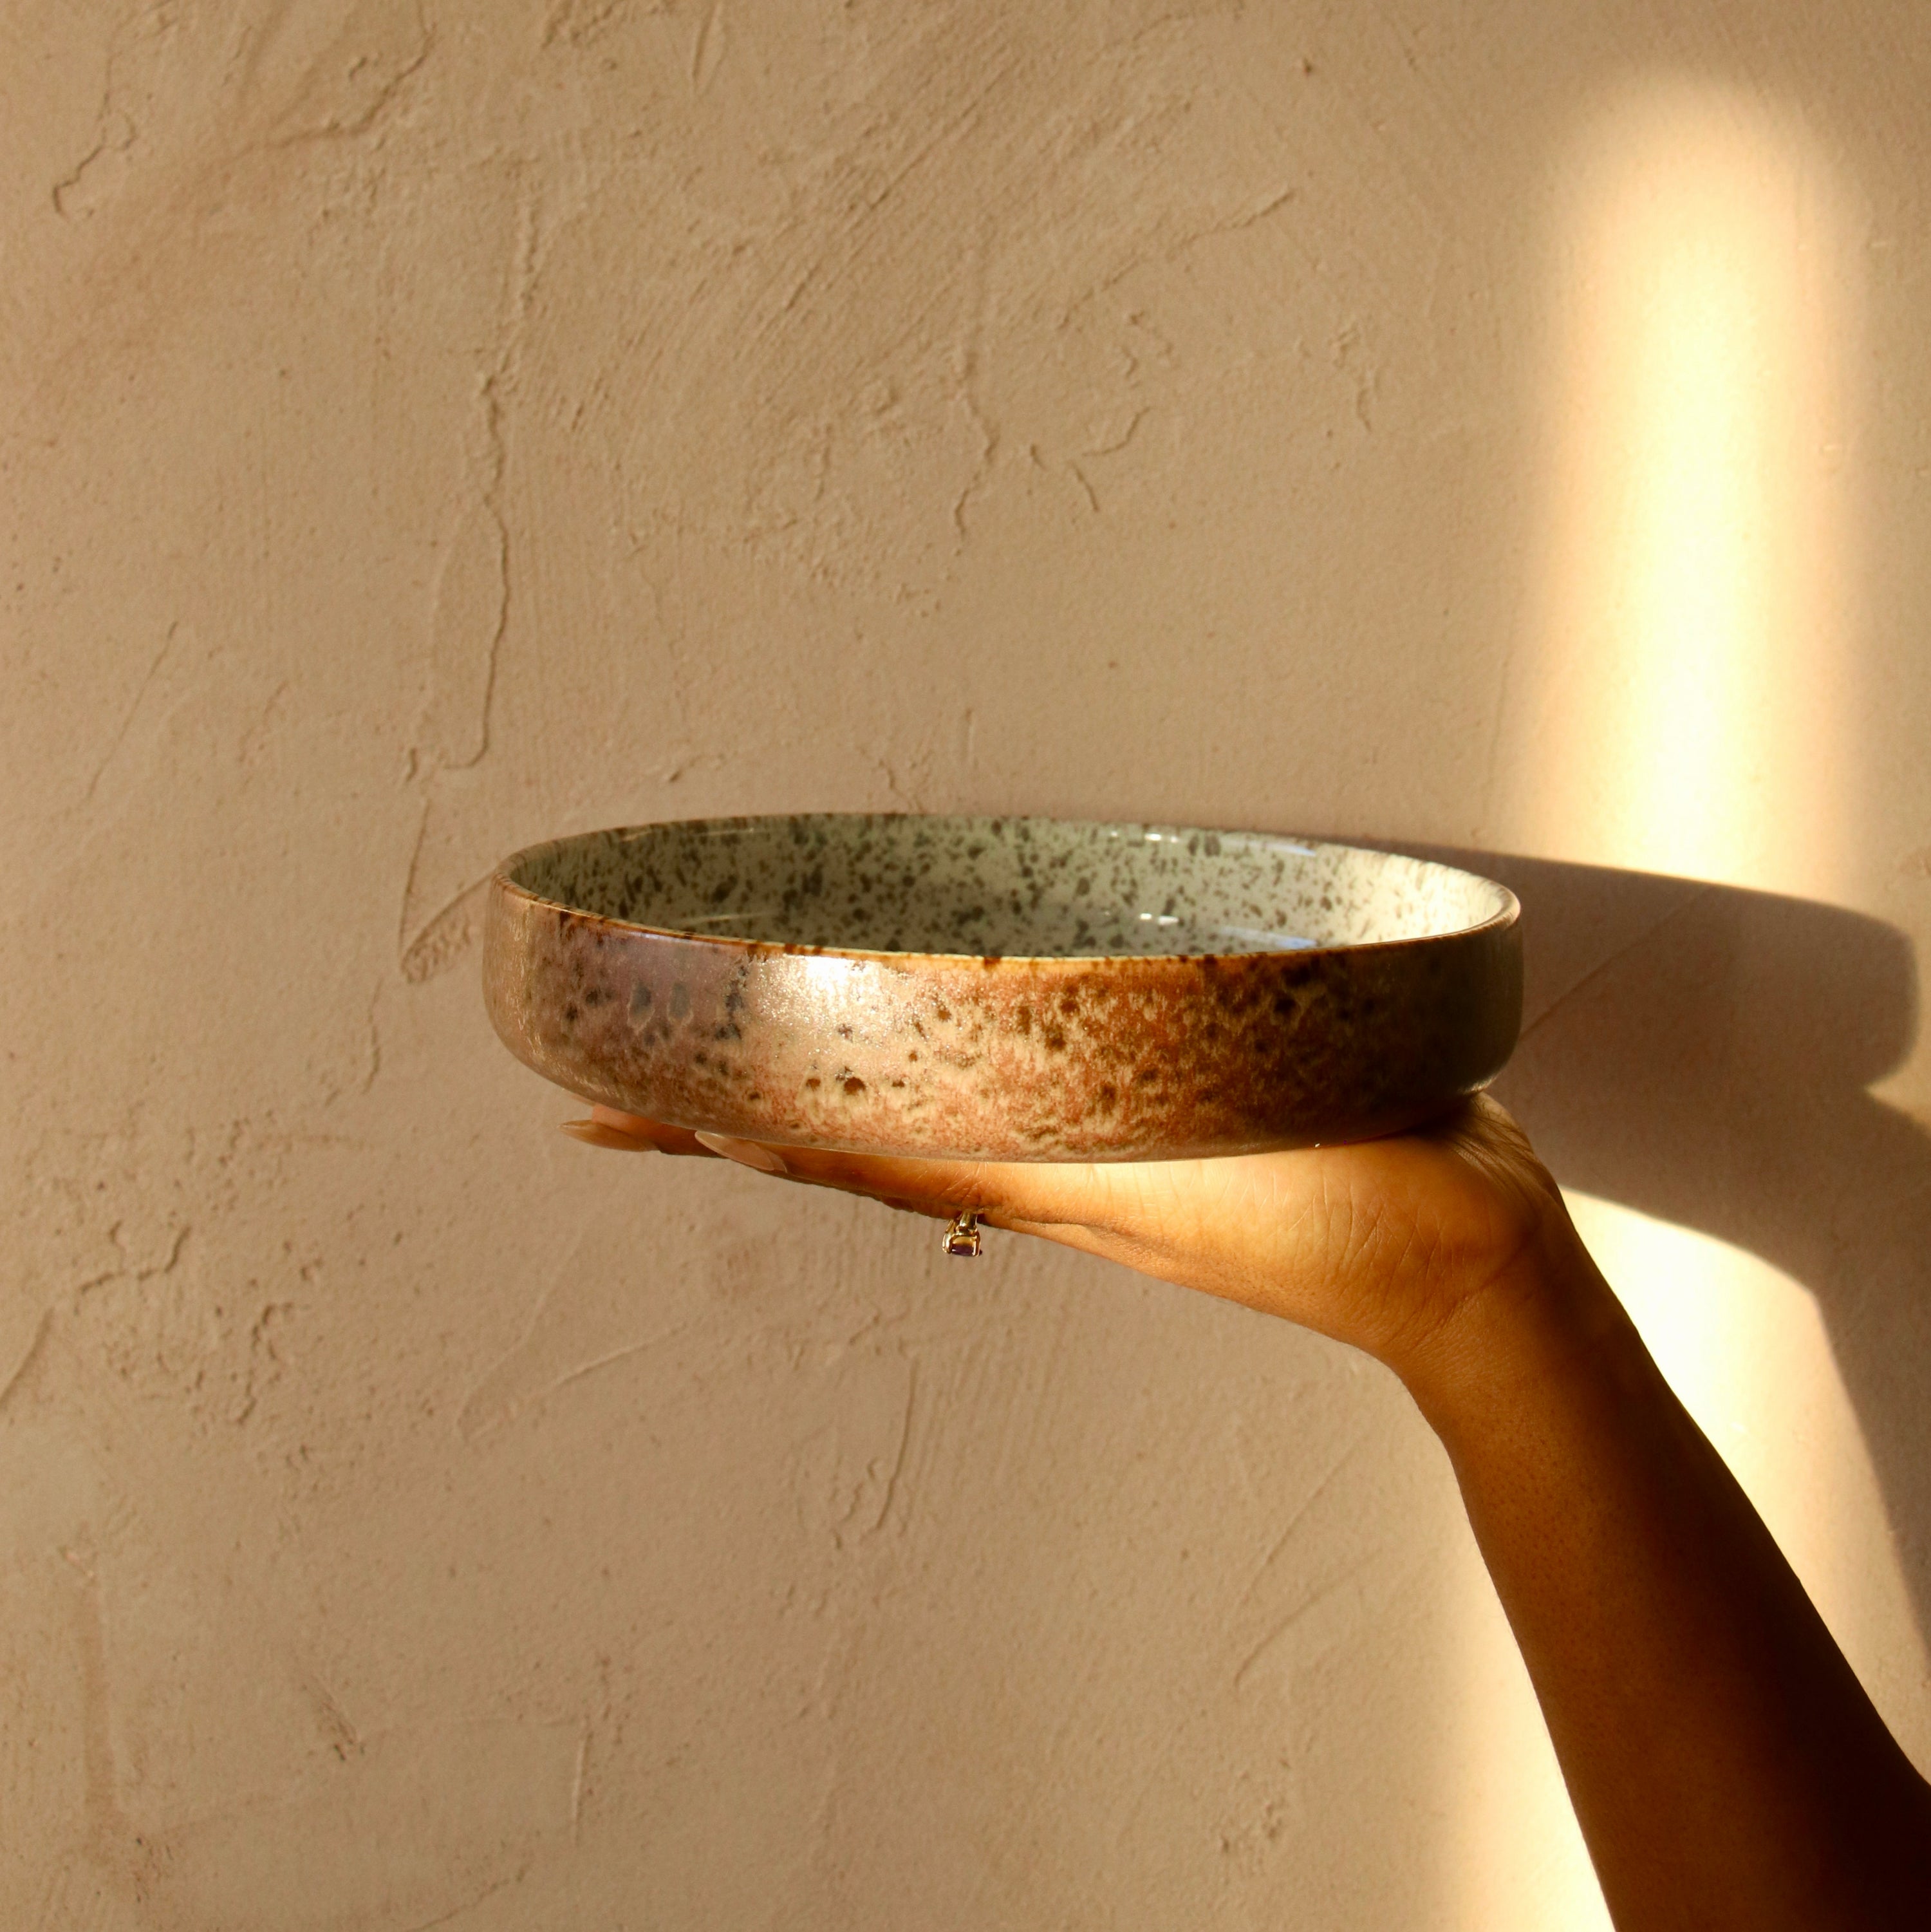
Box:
[694, 1132, 789, 1175]
[561, 1118, 657, 1152]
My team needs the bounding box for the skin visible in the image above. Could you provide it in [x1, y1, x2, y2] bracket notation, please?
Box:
[564, 1096, 1931, 1929]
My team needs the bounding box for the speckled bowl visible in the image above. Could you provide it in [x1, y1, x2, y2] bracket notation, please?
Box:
[482, 814, 1521, 1162]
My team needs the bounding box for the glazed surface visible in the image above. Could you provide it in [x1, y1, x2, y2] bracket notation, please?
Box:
[486, 815, 1522, 1161]
[506, 815, 1510, 957]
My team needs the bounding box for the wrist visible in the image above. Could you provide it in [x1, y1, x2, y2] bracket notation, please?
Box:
[1383, 1210, 1636, 1445]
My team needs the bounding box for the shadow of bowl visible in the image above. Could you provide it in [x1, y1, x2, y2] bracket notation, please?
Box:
[1357, 842, 1931, 1642]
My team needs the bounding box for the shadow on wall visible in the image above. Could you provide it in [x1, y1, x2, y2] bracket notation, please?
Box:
[1381, 846, 1930, 1637]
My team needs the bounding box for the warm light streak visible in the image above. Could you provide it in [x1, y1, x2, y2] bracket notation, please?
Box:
[1565, 1196, 1896, 1618]
[1502, 84, 1859, 897]
[1453, 82, 1917, 1931]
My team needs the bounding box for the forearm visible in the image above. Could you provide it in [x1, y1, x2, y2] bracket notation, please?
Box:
[665, 1094, 1931, 1920]
[1398, 1228, 1931, 1931]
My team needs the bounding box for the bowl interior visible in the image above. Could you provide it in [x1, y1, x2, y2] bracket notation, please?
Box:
[506, 816, 1511, 959]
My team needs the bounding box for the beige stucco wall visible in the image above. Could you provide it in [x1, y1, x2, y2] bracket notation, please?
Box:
[6, 3, 1931, 1925]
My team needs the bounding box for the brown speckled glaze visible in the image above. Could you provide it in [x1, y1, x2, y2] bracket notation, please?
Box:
[482, 815, 1522, 1161]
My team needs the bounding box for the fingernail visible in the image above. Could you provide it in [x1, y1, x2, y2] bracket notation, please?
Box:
[561, 1119, 657, 1152]
[695, 1132, 788, 1174]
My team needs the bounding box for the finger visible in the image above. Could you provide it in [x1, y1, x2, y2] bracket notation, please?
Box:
[689, 1135, 1146, 1269]
[691, 1134, 1122, 1229]
[987, 1209, 1191, 1280]
[561, 1106, 721, 1157]
[561, 1118, 662, 1152]
[683, 1137, 1311, 1304]
[985, 1212, 1115, 1259]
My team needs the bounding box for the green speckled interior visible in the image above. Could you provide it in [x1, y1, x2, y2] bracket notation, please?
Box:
[508, 816, 1511, 958]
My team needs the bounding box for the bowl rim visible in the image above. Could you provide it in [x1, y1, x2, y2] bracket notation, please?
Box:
[490, 812, 1522, 967]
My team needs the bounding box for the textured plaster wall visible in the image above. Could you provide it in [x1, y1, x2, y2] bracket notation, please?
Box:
[5, 3, 1931, 1927]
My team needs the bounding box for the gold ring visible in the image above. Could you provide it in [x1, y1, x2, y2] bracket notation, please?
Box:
[942, 1208, 982, 1258]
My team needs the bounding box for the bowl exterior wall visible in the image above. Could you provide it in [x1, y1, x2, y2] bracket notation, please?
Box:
[483, 879, 1522, 1161]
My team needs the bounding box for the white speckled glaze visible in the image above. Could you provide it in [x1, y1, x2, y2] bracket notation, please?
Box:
[484, 815, 1522, 1161]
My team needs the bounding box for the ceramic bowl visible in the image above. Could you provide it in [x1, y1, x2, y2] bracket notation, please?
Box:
[482, 814, 1521, 1161]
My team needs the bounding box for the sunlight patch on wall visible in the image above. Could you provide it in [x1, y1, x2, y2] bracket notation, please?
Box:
[1501, 81, 1861, 900]
[1565, 1194, 1912, 1640]
[1452, 80, 1890, 1931]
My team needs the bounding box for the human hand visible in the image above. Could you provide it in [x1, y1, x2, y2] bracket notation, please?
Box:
[564, 1096, 1931, 1920]
[563, 1094, 1586, 1387]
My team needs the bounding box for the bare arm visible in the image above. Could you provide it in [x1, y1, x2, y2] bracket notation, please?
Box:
[1401, 1210, 1931, 1929]
[570, 1098, 1931, 1928]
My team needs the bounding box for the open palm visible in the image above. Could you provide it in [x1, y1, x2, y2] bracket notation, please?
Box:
[566, 1094, 1576, 1378]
